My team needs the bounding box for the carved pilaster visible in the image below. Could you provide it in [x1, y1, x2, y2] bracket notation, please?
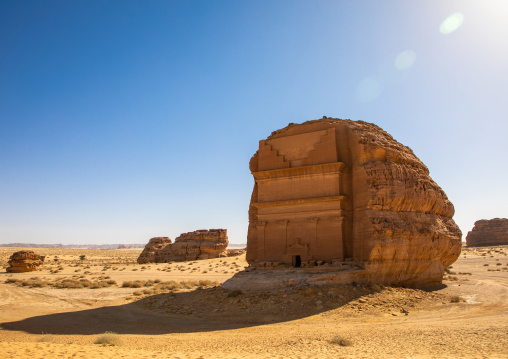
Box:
[306, 217, 319, 252]
[279, 220, 289, 253]
[255, 221, 267, 258]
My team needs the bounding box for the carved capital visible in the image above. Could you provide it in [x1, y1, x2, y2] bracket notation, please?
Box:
[306, 217, 319, 223]
[254, 220, 267, 227]
[279, 220, 289, 225]
[328, 216, 344, 223]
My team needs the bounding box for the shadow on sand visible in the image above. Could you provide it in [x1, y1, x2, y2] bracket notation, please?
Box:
[0, 285, 387, 335]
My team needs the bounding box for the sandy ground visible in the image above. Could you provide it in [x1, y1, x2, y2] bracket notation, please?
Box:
[0, 245, 507, 359]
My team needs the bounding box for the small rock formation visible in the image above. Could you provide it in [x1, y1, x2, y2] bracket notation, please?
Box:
[466, 218, 508, 246]
[227, 248, 246, 257]
[6, 250, 43, 273]
[137, 229, 228, 264]
[237, 117, 461, 288]
[137, 237, 173, 263]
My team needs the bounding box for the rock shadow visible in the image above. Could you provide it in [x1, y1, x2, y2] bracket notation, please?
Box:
[1, 284, 378, 335]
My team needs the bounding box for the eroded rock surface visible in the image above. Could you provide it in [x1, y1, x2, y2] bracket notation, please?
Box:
[466, 218, 508, 247]
[7, 250, 43, 273]
[138, 229, 228, 264]
[244, 117, 461, 288]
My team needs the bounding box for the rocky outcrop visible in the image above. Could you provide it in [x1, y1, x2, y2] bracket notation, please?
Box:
[137, 237, 173, 264]
[137, 229, 228, 264]
[243, 117, 461, 288]
[6, 250, 43, 273]
[466, 218, 508, 247]
[227, 248, 246, 257]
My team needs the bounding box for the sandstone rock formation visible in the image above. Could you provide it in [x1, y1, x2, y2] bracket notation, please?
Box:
[244, 117, 461, 288]
[6, 250, 43, 273]
[137, 229, 228, 264]
[227, 248, 246, 257]
[466, 218, 508, 246]
[137, 237, 173, 264]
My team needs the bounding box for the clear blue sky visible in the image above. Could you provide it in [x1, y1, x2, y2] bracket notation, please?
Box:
[1, 0, 507, 245]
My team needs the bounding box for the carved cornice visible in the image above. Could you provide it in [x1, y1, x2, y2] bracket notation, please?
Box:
[252, 195, 346, 209]
[253, 162, 346, 180]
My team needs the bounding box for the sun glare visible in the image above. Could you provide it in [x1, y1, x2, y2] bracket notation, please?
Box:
[440, 13, 465, 34]
[395, 50, 416, 70]
[355, 76, 383, 103]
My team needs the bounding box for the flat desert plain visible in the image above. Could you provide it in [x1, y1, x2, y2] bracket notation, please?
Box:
[0, 246, 507, 359]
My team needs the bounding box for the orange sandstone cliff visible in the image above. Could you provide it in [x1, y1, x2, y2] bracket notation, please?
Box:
[246, 118, 461, 287]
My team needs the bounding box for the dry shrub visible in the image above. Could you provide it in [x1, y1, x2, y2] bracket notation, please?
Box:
[5, 278, 18, 284]
[156, 280, 181, 291]
[122, 280, 145, 288]
[94, 331, 122, 346]
[227, 289, 243, 297]
[198, 279, 213, 287]
[55, 279, 84, 289]
[37, 335, 58, 343]
[90, 281, 108, 289]
[445, 267, 456, 274]
[79, 279, 92, 287]
[330, 335, 353, 346]
[181, 280, 198, 289]
[450, 296, 464, 303]
[20, 277, 48, 288]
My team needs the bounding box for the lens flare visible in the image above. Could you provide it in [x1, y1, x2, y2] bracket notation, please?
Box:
[355, 77, 383, 103]
[440, 13, 464, 34]
[395, 50, 416, 70]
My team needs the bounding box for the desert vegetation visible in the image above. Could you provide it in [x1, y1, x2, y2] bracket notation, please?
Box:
[0, 245, 507, 358]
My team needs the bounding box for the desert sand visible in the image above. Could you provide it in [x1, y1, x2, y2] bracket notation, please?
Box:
[0, 246, 507, 359]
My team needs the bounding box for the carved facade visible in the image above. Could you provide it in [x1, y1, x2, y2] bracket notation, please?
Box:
[250, 128, 348, 265]
[246, 118, 462, 287]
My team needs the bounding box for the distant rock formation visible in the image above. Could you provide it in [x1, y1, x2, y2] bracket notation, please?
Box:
[137, 237, 173, 263]
[137, 229, 228, 264]
[6, 250, 43, 273]
[227, 248, 246, 257]
[242, 117, 461, 288]
[0, 243, 145, 249]
[466, 218, 508, 247]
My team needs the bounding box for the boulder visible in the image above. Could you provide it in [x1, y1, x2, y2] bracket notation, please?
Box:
[243, 117, 461, 288]
[137, 229, 228, 264]
[6, 250, 43, 273]
[466, 218, 508, 246]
